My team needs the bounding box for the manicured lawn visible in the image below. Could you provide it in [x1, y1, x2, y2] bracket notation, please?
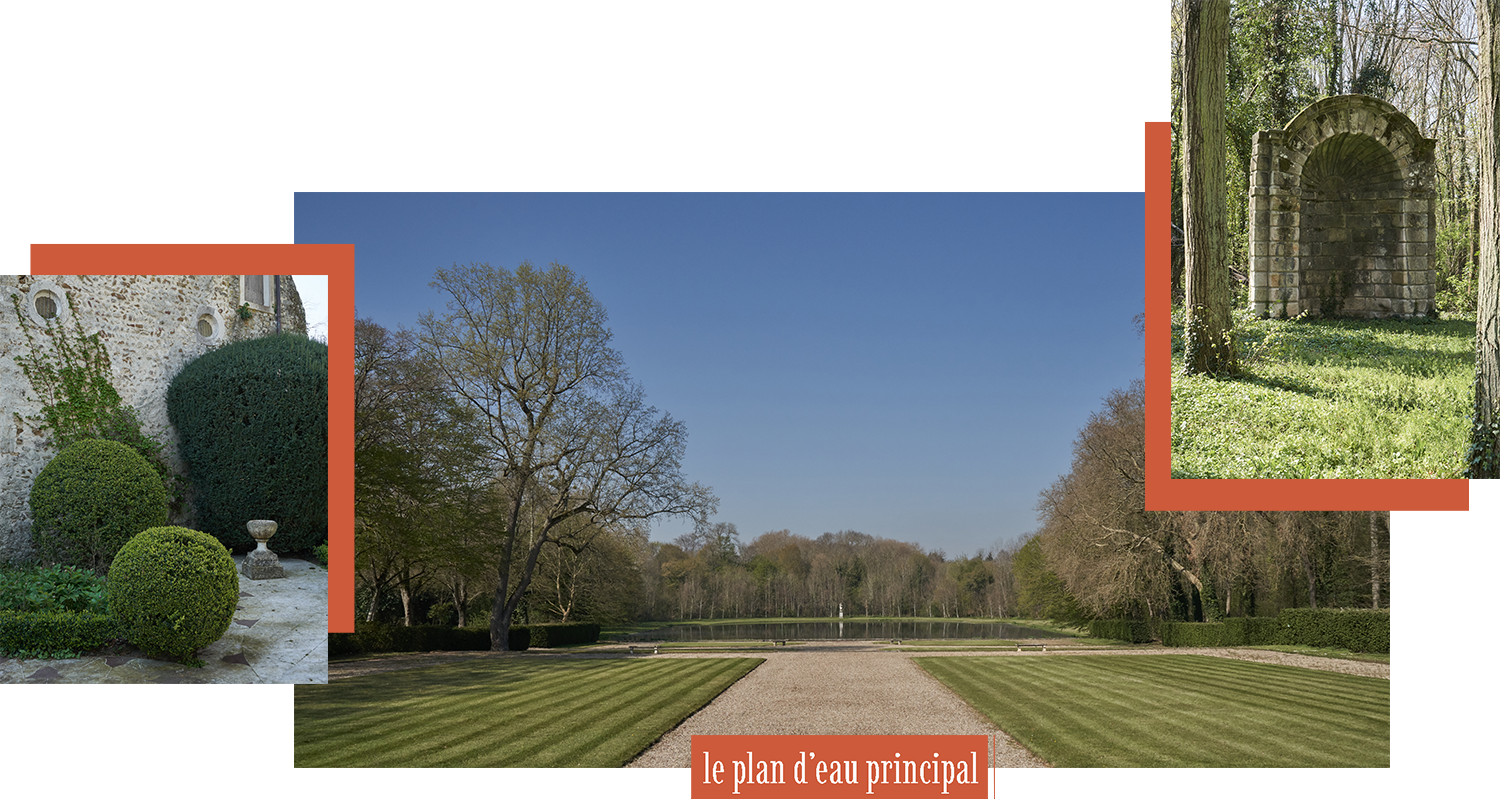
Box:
[917, 655, 1388, 767]
[295, 657, 761, 767]
[1171, 310, 1473, 478]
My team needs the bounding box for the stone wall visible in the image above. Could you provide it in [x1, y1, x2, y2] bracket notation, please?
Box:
[0, 274, 306, 562]
[1248, 94, 1437, 319]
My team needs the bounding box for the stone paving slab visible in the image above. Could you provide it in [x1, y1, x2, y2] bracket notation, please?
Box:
[0, 556, 327, 684]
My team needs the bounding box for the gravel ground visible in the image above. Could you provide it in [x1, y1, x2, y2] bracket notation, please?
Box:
[626, 640, 1045, 768]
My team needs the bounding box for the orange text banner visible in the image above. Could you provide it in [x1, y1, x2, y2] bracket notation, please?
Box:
[691, 735, 988, 799]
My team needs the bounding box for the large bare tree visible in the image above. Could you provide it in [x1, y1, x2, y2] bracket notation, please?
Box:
[1181, 0, 1237, 374]
[418, 262, 716, 649]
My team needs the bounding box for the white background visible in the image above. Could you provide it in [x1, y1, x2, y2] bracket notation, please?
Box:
[2, 3, 1487, 795]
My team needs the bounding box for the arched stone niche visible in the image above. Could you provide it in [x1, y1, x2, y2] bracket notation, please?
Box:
[1248, 94, 1437, 319]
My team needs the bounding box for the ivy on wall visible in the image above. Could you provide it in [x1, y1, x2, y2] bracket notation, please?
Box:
[8, 289, 186, 515]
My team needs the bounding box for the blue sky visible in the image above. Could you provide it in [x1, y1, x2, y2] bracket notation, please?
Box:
[299, 193, 1144, 556]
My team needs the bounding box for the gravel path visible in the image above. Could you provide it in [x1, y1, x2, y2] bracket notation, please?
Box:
[627, 641, 1046, 768]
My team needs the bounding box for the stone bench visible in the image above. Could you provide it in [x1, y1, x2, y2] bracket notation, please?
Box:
[628, 645, 659, 655]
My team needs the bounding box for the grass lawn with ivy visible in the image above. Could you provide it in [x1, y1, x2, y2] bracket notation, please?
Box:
[294, 657, 761, 767]
[1171, 309, 1475, 478]
[917, 654, 1388, 767]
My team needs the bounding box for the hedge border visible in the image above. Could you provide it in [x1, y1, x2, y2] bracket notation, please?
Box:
[0, 610, 122, 658]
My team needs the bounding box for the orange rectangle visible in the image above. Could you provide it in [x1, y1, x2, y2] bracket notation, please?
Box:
[1141, 122, 1468, 511]
[691, 735, 987, 798]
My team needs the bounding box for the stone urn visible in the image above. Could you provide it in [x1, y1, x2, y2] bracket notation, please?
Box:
[241, 519, 286, 580]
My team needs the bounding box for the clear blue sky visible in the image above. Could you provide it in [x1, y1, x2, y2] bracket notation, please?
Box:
[299, 193, 1144, 557]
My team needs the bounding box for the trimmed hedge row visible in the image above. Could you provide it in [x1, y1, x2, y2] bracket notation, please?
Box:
[1159, 609, 1388, 653]
[328, 624, 529, 657]
[0, 610, 122, 657]
[1089, 619, 1153, 644]
[526, 622, 601, 648]
[327, 621, 604, 656]
[1160, 617, 1283, 647]
[1278, 608, 1389, 653]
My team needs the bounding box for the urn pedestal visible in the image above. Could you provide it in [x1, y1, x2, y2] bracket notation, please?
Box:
[240, 519, 285, 580]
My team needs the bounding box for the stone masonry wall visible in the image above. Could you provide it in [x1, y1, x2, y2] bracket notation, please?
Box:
[0, 274, 306, 562]
[1248, 94, 1437, 319]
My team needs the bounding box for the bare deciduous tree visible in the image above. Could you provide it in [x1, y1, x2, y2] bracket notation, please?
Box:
[419, 262, 716, 649]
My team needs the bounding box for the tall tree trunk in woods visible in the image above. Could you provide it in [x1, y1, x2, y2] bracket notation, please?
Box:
[1269, 0, 1293, 126]
[1182, 0, 1237, 375]
[1326, 0, 1344, 94]
[1474, 0, 1500, 478]
[1370, 511, 1382, 609]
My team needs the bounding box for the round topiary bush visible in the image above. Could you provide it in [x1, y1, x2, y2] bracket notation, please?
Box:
[28, 438, 169, 572]
[106, 526, 239, 665]
[167, 333, 328, 552]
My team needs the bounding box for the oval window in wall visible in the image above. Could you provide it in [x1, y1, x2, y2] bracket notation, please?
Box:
[23, 280, 70, 327]
[194, 304, 226, 345]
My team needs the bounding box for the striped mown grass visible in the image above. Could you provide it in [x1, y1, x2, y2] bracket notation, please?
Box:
[295, 657, 761, 767]
[917, 655, 1387, 767]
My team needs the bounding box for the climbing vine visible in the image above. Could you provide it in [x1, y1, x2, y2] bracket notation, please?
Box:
[9, 289, 186, 513]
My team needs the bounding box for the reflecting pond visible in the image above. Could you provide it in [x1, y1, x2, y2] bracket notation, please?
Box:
[613, 620, 1061, 642]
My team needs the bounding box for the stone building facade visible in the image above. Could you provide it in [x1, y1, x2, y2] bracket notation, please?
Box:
[0, 274, 306, 562]
[1247, 94, 1437, 319]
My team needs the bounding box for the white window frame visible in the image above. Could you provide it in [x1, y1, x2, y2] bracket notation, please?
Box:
[242, 275, 274, 311]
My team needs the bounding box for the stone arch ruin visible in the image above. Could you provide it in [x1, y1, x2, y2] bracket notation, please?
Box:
[1248, 94, 1436, 319]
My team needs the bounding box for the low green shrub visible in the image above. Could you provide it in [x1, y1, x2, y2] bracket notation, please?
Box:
[1088, 619, 1152, 644]
[0, 610, 122, 658]
[1276, 608, 1389, 653]
[28, 438, 168, 572]
[107, 526, 239, 666]
[0, 564, 109, 614]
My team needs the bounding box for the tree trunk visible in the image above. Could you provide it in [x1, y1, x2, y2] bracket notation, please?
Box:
[1474, 0, 1500, 478]
[1182, 0, 1237, 375]
[365, 583, 381, 623]
[1370, 511, 1382, 610]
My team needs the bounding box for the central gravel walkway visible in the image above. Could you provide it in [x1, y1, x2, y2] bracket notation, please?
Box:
[625, 641, 1046, 768]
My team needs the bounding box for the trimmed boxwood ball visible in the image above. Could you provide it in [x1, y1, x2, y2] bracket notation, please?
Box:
[29, 438, 169, 572]
[167, 333, 328, 552]
[107, 526, 239, 665]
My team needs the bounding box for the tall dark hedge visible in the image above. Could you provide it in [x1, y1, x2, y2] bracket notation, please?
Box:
[167, 333, 328, 552]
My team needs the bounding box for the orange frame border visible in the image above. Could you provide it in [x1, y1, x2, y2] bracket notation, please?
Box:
[1143, 121, 1467, 511]
[31, 244, 356, 631]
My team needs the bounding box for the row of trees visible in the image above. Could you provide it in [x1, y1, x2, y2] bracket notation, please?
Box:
[1175, 0, 1499, 476]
